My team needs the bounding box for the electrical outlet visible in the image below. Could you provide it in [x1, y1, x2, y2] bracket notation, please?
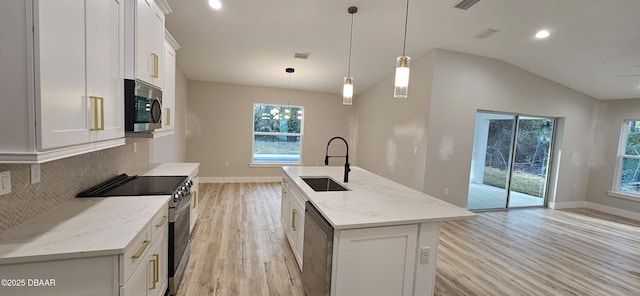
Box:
[444, 187, 449, 195]
[133, 142, 138, 153]
[224, 161, 229, 167]
[31, 164, 41, 184]
[0, 171, 11, 195]
[447, 149, 454, 157]
[420, 247, 430, 264]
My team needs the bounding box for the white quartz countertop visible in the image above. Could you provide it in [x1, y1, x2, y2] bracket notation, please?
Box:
[0, 196, 169, 265]
[0, 162, 200, 265]
[143, 162, 199, 177]
[283, 166, 475, 230]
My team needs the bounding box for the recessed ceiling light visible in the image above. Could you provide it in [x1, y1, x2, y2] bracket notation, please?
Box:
[209, 0, 222, 9]
[535, 30, 550, 39]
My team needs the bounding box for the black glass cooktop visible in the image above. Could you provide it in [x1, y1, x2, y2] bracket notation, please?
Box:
[77, 174, 187, 197]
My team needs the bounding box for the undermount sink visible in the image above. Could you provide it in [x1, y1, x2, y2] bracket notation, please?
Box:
[301, 177, 349, 192]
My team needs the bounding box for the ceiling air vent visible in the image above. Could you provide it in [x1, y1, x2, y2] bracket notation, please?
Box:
[474, 28, 501, 39]
[454, 0, 481, 10]
[294, 52, 311, 59]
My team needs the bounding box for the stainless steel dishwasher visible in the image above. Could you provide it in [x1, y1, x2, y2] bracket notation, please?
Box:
[302, 201, 334, 296]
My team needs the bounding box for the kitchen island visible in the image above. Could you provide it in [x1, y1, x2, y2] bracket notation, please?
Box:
[281, 166, 475, 296]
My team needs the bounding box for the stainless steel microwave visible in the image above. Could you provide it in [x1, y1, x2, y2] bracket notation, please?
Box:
[125, 79, 162, 132]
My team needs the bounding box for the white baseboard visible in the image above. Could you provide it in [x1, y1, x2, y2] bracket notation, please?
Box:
[550, 201, 640, 221]
[200, 176, 282, 183]
[585, 202, 640, 221]
[547, 201, 589, 209]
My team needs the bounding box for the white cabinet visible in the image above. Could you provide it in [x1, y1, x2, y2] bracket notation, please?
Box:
[86, 0, 125, 142]
[154, 30, 180, 136]
[332, 225, 419, 296]
[121, 218, 168, 296]
[126, 0, 170, 89]
[120, 203, 169, 296]
[0, 0, 125, 163]
[0, 256, 119, 296]
[281, 175, 306, 269]
[189, 169, 199, 234]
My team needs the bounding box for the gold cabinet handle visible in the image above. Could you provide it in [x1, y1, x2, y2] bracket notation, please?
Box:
[151, 53, 159, 78]
[192, 191, 198, 209]
[148, 255, 157, 290]
[153, 254, 159, 283]
[292, 208, 298, 231]
[165, 108, 171, 125]
[132, 240, 150, 259]
[155, 216, 167, 228]
[89, 96, 105, 131]
[149, 253, 159, 289]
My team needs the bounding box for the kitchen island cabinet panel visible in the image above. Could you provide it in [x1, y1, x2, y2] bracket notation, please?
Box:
[333, 224, 418, 296]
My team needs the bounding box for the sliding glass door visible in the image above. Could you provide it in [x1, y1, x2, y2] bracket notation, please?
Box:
[468, 112, 555, 210]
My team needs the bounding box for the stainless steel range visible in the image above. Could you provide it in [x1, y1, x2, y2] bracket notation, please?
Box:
[78, 174, 193, 295]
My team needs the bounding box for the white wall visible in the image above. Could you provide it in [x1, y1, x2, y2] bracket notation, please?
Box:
[587, 99, 640, 213]
[353, 51, 434, 190]
[423, 49, 598, 207]
[186, 80, 354, 180]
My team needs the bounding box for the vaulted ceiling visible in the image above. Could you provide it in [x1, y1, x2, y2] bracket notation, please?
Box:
[165, 0, 640, 100]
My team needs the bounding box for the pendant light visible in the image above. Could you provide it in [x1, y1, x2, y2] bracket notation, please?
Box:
[394, 0, 411, 99]
[343, 6, 358, 105]
[285, 67, 294, 119]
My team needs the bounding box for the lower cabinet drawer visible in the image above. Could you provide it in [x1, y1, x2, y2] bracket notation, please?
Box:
[150, 203, 168, 241]
[119, 225, 168, 296]
[120, 227, 151, 285]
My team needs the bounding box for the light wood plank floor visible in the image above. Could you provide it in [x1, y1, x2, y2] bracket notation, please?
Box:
[178, 183, 640, 296]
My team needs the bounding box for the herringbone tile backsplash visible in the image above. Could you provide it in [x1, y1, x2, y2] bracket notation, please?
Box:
[0, 139, 150, 233]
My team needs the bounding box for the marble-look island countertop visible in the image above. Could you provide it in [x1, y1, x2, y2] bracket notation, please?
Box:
[283, 166, 475, 230]
[143, 162, 199, 177]
[0, 195, 169, 265]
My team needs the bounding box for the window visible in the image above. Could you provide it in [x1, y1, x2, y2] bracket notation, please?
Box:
[252, 103, 303, 164]
[613, 120, 640, 197]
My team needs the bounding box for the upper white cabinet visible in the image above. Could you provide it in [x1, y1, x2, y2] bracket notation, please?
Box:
[86, 0, 125, 142]
[154, 30, 180, 136]
[0, 0, 125, 163]
[126, 0, 171, 89]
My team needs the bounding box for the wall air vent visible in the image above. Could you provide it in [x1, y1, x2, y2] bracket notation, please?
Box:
[454, 0, 481, 10]
[474, 28, 501, 39]
[294, 52, 311, 59]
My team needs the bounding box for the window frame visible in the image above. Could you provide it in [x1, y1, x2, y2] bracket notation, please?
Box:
[250, 102, 304, 167]
[610, 119, 640, 201]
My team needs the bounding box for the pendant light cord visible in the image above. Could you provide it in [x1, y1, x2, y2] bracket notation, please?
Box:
[347, 12, 354, 76]
[402, 0, 410, 56]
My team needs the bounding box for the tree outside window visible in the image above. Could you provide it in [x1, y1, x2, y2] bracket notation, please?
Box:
[252, 103, 303, 163]
[615, 120, 640, 195]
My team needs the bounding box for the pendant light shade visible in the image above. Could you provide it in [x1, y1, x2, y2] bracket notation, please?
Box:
[343, 6, 358, 105]
[343, 76, 353, 105]
[394, 56, 410, 98]
[394, 0, 411, 99]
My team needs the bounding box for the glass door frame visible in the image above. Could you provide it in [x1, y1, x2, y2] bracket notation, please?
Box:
[469, 110, 557, 211]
